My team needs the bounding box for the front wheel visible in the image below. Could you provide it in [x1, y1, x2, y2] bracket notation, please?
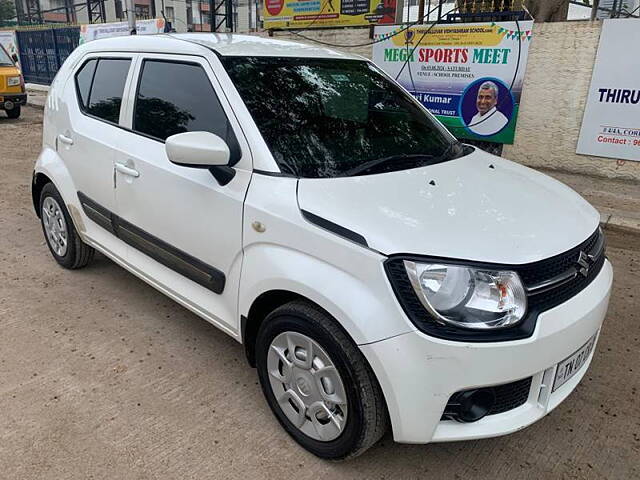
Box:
[256, 301, 388, 459]
[6, 105, 21, 119]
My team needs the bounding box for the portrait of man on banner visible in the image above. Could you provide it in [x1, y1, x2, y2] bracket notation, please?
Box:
[465, 80, 512, 137]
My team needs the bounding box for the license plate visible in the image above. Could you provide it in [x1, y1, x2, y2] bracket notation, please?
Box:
[552, 334, 597, 392]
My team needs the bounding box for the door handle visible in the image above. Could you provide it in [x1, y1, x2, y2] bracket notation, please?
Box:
[58, 134, 73, 145]
[115, 162, 140, 178]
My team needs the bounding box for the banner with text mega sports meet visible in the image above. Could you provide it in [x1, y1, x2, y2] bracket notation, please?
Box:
[577, 19, 640, 162]
[373, 21, 533, 144]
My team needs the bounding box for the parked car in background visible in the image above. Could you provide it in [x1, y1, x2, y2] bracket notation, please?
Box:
[0, 43, 26, 119]
[31, 34, 613, 459]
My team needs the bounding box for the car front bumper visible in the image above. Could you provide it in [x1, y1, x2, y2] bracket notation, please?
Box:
[361, 259, 613, 444]
[0, 93, 27, 109]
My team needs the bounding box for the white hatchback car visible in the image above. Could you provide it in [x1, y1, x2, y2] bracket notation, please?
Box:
[33, 34, 612, 459]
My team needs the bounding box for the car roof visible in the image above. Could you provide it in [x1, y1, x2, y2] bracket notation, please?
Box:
[78, 33, 363, 60]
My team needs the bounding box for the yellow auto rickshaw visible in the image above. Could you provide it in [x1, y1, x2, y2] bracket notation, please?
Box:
[0, 43, 26, 119]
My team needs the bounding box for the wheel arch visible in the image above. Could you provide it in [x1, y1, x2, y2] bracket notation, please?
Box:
[243, 289, 338, 367]
[238, 241, 415, 367]
[32, 147, 79, 220]
[32, 171, 54, 217]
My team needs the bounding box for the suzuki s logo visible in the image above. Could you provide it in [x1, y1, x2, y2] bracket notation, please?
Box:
[577, 251, 590, 277]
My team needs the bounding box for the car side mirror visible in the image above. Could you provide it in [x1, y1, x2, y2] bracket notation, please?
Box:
[11, 53, 18, 63]
[165, 131, 230, 168]
[166, 132, 236, 186]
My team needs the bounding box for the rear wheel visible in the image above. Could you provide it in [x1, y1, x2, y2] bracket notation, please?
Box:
[6, 105, 21, 119]
[256, 301, 388, 459]
[40, 182, 95, 269]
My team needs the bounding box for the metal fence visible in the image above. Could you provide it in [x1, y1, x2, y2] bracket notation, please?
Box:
[15, 27, 80, 85]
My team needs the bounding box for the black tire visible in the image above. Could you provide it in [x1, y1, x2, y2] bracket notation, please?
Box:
[6, 105, 21, 119]
[39, 182, 95, 269]
[256, 300, 388, 460]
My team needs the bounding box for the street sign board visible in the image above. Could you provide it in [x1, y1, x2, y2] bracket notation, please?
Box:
[577, 19, 640, 162]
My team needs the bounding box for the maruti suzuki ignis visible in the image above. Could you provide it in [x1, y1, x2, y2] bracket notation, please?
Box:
[32, 34, 612, 459]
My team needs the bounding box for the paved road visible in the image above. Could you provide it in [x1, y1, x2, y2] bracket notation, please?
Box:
[1, 107, 639, 479]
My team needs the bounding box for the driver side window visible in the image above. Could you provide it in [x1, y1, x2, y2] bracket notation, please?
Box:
[132, 59, 241, 164]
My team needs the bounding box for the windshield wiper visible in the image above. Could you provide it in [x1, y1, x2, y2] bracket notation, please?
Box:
[437, 140, 461, 163]
[340, 142, 461, 177]
[340, 153, 435, 177]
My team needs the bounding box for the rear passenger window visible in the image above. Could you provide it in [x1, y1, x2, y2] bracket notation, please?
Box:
[75, 59, 97, 109]
[75, 58, 131, 124]
[133, 60, 240, 162]
[87, 59, 131, 123]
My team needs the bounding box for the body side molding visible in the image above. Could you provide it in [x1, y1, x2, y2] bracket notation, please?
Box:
[77, 191, 226, 293]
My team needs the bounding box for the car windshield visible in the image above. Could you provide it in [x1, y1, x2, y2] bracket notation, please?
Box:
[222, 56, 465, 178]
[0, 46, 14, 66]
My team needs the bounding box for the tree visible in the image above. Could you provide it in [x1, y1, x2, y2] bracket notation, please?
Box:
[0, 0, 16, 23]
[524, 0, 570, 21]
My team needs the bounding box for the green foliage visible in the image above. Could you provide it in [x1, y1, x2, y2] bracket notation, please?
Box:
[0, 0, 16, 23]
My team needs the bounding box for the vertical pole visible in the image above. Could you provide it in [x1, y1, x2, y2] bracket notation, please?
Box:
[43, 30, 51, 85]
[225, 0, 233, 30]
[71, 0, 77, 22]
[209, 0, 214, 31]
[14, 0, 25, 24]
[394, 0, 403, 23]
[51, 28, 59, 84]
[127, 0, 137, 33]
[417, 0, 425, 23]
[437, 0, 442, 21]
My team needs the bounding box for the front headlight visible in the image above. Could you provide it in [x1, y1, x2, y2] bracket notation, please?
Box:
[7, 76, 21, 87]
[403, 261, 527, 330]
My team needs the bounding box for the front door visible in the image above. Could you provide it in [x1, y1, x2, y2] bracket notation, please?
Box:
[113, 54, 252, 334]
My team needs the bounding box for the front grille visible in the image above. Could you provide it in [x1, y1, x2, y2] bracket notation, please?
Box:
[385, 228, 606, 342]
[525, 229, 605, 311]
[441, 377, 533, 421]
[517, 229, 602, 286]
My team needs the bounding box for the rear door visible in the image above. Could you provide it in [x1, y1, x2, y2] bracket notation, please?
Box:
[62, 53, 135, 251]
[113, 54, 252, 334]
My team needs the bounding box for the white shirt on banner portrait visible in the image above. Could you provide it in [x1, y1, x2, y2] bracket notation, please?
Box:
[468, 107, 509, 136]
